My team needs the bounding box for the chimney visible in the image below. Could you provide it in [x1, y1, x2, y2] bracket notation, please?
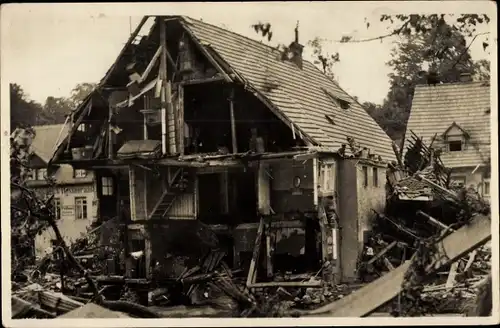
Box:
[460, 72, 473, 83]
[288, 21, 303, 69]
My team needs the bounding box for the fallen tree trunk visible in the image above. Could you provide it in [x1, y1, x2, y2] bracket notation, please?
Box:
[296, 214, 491, 317]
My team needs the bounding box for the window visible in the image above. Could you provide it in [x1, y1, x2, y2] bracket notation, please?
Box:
[36, 168, 47, 180]
[53, 198, 61, 220]
[74, 169, 87, 178]
[320, 163, 335, 193]
[362, 166, 368, 188]
[75, 197, 88, 219]
[483, 179, 490, 196]
[27, 169, 36, 180]
[77, 123, 87, 132]
[373, 167, 379, 187]
[450, 176, 466, 188]
[448, 140, 463, 152]
[102, 177, 114, 196]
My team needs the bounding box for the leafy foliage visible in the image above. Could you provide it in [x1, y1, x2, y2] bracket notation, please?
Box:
[363, 16, 490, 141]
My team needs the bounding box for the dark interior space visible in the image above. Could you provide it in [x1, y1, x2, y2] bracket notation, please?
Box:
[228, 171, 258, 223]
[198, 173, 223, 222]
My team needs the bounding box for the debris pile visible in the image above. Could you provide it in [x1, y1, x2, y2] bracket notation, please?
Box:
[358, 131, 491, 316]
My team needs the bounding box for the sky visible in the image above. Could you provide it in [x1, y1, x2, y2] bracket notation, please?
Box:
[0, 2, 495, 106]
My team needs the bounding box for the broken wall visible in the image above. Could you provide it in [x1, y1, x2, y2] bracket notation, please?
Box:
[449, 166, 490, 201]
[129, 166, 195, 221]
[356, 160, 387, 252]
[270, 159, 314, 213]
[336, 160, 358, 281]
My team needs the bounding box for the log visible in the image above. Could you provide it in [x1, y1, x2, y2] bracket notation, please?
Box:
[299, 214, 491, 317]
[248, 280, 322, 288]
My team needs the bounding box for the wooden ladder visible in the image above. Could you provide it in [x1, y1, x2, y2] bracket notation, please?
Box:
[149, 168, 186, 220]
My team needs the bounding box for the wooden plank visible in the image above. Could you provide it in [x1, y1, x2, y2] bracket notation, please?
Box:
[248, 281, 322, 288]
[445, 262, 459, 289]
[463, 250, 477, 273]
[178, 84, 184, 155]
[160, 18, 168, 156]
[383, 257, 395, 271]
[229, 87, 237, 153]
[246, 217, 264, 288]
[266, 228, 273, 278]
[366, 241, 397, 265]
[303, 214, 491, 317]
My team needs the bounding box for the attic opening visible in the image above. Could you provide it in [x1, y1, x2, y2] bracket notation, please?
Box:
[183, 83, 304, 155]
[322, 87, 351, 110]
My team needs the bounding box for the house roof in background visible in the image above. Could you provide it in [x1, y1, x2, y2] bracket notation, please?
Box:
[404, 81, 491, 168]
[179, 16, 395, 160]
[32, 124, 69, 163]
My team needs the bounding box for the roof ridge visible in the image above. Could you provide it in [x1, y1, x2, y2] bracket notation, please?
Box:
[414, 80, 489, 89]
[178, 15, 286, 55]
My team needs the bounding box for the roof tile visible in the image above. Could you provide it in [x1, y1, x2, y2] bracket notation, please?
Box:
[405, 81, 491, 168]
[181, 17, 395, 160]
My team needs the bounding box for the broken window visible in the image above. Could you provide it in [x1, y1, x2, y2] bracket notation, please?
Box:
[450, 176, 466, 188]
[102, 177, 114, 196]
[362, 166, 368, 188]
[74, 169, 87, 178]
[373, 167, 378, 187]
[75, 197, 88, 219]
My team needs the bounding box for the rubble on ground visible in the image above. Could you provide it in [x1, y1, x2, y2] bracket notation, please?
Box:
[11, 133, 491, 318]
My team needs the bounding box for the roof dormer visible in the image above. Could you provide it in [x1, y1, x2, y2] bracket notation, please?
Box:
[442, 122, 469, 152]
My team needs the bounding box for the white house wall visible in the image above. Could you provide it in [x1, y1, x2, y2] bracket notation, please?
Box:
[34, 183, 98, 258]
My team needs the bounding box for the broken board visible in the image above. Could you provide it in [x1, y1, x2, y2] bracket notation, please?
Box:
[303, 214, 491, 317]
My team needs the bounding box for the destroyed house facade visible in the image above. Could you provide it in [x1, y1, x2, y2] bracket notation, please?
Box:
[50, 16, 395, 284]
[404, 80, 491, 201]
[20, 124, 98, 257]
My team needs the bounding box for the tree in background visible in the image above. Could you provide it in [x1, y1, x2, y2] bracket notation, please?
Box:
[10, 84, 44, 129]
[10, 82, 97, 126]
[362, 16, 490, 141]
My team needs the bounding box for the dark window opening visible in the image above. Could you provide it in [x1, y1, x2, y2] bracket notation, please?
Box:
[373, 167, 378, 187]
[362, 166, 368, 188]
[448, 140, 462, 152]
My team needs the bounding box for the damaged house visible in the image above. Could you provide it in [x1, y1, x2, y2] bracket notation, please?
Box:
[404, 76, 491, 201]
[21, 124, 98, 258]
[49, 15, 395, 287]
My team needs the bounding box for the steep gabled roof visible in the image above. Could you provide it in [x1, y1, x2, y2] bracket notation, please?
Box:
[178, 16, 395, 160]
[63, 16, 395, 162]
[404, 81, 491, 168]
[31, 124, 69, 163]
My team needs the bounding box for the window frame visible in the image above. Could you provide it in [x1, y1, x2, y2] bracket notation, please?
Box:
[53, 197, 61, 220]
[373, 167, 379, 187]
[483, 179, 490, 196]
[75, 197, 88, 220]
[362, 166, 369, 188]
[36, 168, 48, 180]
[102, 176, 114, 196]
[74, 169, 87, 179]
[450, 175, 467, 188]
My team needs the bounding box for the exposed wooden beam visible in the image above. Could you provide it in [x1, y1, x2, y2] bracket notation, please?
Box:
[229, 87, 238, 154]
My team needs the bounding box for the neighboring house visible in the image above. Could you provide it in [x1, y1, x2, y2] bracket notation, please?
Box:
[25, 124, 98, 257]
[50, 16, 395, 283]
[404, 77, 491, 201]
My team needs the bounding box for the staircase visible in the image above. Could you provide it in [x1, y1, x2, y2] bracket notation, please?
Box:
[149, 168, 189, 220]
